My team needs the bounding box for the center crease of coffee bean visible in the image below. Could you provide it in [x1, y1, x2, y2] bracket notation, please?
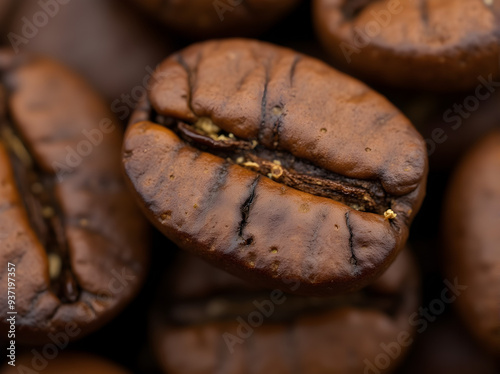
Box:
[156, 114, 394, 216]
[166, 289, 403, 326]
[0, 123, 79, 304]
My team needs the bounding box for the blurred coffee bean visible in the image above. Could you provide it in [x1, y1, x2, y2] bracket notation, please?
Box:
[4, 0, 172, 103]
[0, 51, 150, 345]
[151, 248, 420, 374]
[130, 0, 301, 39]
[313, 0, 500, 92]
[443, 130, 500, 356]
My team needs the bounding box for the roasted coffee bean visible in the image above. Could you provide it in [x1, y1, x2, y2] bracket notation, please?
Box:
[443, 130, 500, 356]
[130, 0, 301, 39]
[5, 0, 172, 102]
[151, 248, 420, 374]
[0, 352, 131, 374]
[123, 39, 427, 295]
[313, 0, 500, 92]
[0, 52, 149, 345]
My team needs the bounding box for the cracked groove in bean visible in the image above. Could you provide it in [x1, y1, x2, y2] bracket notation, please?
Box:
[0, 116, 79, 303]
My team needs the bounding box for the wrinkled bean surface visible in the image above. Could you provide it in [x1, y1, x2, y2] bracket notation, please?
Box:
[152, 248, 420, 374]
[124, 39, 427, 295]
[0, 53, 149, 344]
[313, 0, 500, 91]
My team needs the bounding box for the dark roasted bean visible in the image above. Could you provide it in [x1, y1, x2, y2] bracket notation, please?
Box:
[5, 0, 172, 101]
[123, 39, 427, 295]
[443, 130, 500, 356]
[313, 0, 500, 91]
[0, 52, 149, 345]
[130, 0, 301, 39]
[151, 248, 420, 373]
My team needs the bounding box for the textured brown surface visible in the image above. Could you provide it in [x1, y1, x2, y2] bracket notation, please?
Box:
[131, 0, 301, 39]
[0, 352, 130, 374]
[443, 130, 500, 356]
[152, 248, 420, 374]
[124, 39, 427, 296]
[313, 0, 500, 91]
[0, 53, 149, 344]
[5, 0, 171, 101]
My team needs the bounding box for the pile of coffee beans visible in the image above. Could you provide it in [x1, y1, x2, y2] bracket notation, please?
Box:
[0, 1, 498, 373]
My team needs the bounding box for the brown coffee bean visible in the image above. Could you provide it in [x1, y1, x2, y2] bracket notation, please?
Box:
[0, 352, 131, 374]
[313, 0, 500, 91]
[151, 248, 420, 374]
[130, 0, 301, 39]
[0, 52, 149, 345]
[443, 130, 500, 356]
[5, 0, 172, 102]
[123, 39, 427, 296]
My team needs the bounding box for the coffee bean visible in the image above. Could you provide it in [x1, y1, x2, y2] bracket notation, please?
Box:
[313, 0, 500, 91]
[443, 130, 500, 355]
[123, 39, 427, 295]
[151, 248, 420, 373]
[130, 0, 301, 39]
[0, 52, 150, 345]
[5, 0, 172, 102]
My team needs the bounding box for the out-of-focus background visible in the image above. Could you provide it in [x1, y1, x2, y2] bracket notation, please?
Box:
[1, 0, 499, 372]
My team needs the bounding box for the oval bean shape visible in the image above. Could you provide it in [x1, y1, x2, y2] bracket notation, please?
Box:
[123, 39, 427, 295]
[0, 52, 149, 344]
[152, 248, 420, 374]
[313, 0, 500, 92]
[443, 131, 500, 356]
